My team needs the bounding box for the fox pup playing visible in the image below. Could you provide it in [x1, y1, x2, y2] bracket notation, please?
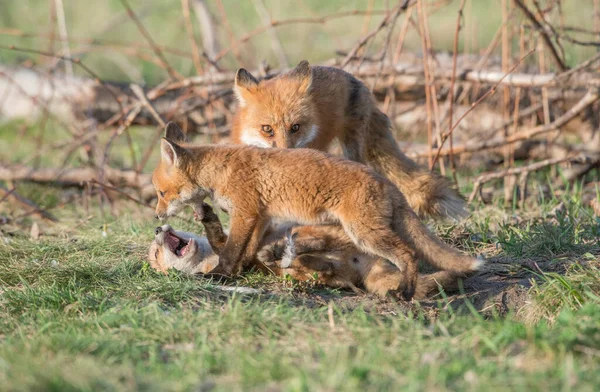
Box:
[231, 60, 466, 219]
[151, 122, 481, 300]
[148, 203, 469, 299]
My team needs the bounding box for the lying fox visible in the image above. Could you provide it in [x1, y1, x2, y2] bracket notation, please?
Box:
[231, 60, 466, 220]
[148, 203, 469, 299]
[152, 122, 481, 300]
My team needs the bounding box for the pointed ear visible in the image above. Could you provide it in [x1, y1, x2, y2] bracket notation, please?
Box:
[234, 68, 259, 107]
[289, 60, 312, 93]
[160, 138, 187, 167]
[164, 121, 188, 143]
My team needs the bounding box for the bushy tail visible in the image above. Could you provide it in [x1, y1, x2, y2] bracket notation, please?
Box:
[396, 205, 484, 274]
[366, 110, 467, 220]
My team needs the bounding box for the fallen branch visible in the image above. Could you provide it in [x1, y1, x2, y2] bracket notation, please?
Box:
[0, 184, 59, 222]
[468, 154, 591, 204]
[426, 89, 600, 158]
[0, 164, 155, 202]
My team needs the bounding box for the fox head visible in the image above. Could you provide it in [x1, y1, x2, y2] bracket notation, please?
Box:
[152, 122, 206, 220]
[148, 224, 215, 274]
[234, 60, 319, 149]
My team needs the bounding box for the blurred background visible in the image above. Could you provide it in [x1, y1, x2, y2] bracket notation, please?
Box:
[0, 0, 599, 227]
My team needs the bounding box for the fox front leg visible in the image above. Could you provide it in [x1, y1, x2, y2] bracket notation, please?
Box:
[199, 203, 228, 254]
[218, 214, 266, 275]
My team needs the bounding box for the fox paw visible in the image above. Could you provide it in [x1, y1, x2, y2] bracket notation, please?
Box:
[256, 242, 286, 264]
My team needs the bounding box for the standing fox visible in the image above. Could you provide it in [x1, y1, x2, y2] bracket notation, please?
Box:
[231, 60, 466, 220]
[152, 123, 480, 300]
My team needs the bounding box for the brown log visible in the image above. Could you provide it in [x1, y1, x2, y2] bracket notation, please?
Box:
[0, 164, 155, 202]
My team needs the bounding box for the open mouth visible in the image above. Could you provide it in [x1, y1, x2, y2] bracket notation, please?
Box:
[164, 231, 192, 257]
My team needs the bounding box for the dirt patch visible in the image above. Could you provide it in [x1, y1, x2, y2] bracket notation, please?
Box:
[191, 248, 597, 320]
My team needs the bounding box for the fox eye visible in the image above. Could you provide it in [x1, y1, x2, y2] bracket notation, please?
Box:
[159, 191, 165, 198]
[291, 124, 300, 133]
[261, 125, 274, 137]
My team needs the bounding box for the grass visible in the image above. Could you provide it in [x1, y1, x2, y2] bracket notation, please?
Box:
[2, 187, 600, 390]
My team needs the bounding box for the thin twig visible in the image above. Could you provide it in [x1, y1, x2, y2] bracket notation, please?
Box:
[0, 184, 59, 222]
[119, 0, 182, 80]
[251, 0, 289, 68]
[130, 84, 167, 127]
[431, 49, 535, 167]
[54, 0, 73, 76]
[429, 89, 600, 158]
[341, 1, 414, 69]
[513, 0, 567, 71]
[446, 0, 467, 184]
[468, 154, 585, 203]
[181, 0, 204, 75]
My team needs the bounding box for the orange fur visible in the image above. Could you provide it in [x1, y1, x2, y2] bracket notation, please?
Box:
[231, 60, 467, 220]
[151, 123, 481, 300]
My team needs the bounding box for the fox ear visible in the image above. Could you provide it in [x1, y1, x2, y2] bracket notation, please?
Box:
[289, 60, 312, 93]
[160, 138, 187, 167]
[164, 122, 188, 143]
[234, 68, 259, 107]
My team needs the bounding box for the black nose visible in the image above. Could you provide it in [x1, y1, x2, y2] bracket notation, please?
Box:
[155, 227, 162, 235]
[155, 214, 160, 220]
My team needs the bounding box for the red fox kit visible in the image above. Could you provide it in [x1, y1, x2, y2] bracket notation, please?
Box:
[148, 204, 470, 299]
[151, 122, 480, 300]
[231, 60, 466, 220]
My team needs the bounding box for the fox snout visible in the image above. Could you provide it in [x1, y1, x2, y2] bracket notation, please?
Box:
[155, 198, 170, 220]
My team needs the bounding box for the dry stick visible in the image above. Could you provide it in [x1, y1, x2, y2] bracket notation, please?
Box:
[382, 7, 413, 114]
[0, 164, 154, 200]
[446, 0, 467, 185]
[341, 1, 414, 69]
[54, 0, 72, 76]
[180, 0, 222, 137]
[538, 37, 554, 174]
[98, 105, 142, 190]
[130, 84, 167, 128]
[119, 0, 182, 80]
[163, 60, 595, 91]
[431, 49, 535, 167]
[417, 0, 434, 170]
[46, 0, 57, 59]
[181, 0, 204, 76]
[89, 180, 153, 209]
[420, 1, 446, 175]
[513, 0, 567, 72]
[359, 0, 376, 38]
[130, 84, 169, 174]
[429, 89, 600, 158]
[0, 185, 58, 222]
[501, 0, 513, 201]
[532, 0, 566, 62]
[212, 9, 394, 64]
[369, 5, 403, 92]
[510, 25, 527, 168]
[251, 0, 289, 68]
[595, 0, 600, 39]
[0, 187, 15, 204]
[468, 154, 583, 203]
[214, 0, 242, 65]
